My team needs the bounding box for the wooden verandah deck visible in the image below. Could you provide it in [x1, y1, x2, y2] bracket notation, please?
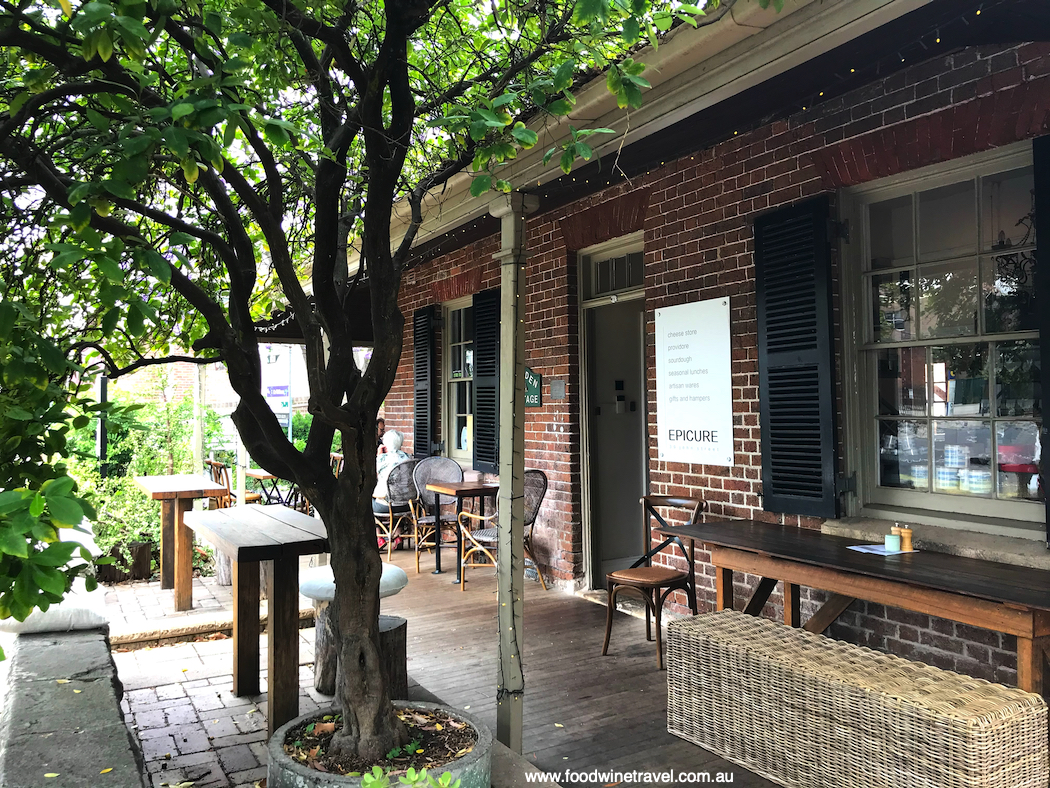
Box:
[380, 551, 774, 786]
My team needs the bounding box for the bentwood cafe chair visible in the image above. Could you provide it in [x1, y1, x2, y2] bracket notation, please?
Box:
[601, 495, 704, 669]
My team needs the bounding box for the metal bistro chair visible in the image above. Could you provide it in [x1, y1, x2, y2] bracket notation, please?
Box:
[410, 456, 463, 573]
[601, 495, 704, 669]
[205, 459, 262, 509]
[458, 469, 549, 591]
[374, 460, 417, 561]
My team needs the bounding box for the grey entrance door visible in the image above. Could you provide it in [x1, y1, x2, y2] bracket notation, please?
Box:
[585, 298, 646, 584]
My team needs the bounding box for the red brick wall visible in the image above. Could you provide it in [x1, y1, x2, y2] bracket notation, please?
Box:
[385, 42, 1050, 685]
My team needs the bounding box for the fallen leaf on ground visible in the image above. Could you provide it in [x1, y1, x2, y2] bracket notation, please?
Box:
[312, 721, 336, 734]
[73, 689, 82, 694]
[44, 774, 59, 778]
[55, 680, 70, 684]
[253, 780, 267, 788]
[100, 768, 113, 774]
[554, 723, 564, 728]
[246, 708, 258, 715]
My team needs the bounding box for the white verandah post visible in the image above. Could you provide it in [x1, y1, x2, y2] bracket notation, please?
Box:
[489, 192, 538, 752]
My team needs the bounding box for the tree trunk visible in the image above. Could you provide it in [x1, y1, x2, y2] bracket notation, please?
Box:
[315, 459, 406, 760]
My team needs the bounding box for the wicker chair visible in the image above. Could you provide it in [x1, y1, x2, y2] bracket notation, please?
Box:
[205, 459, 262, 509]
[330, 452, 344, 478]
[457, 469, 549, 591]
[374, 460, 417, 561]
[601, 495, 704, 669]
[410, 457, 463, 573]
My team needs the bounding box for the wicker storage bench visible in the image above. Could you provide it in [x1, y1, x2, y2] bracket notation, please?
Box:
[667, 610, 1048, 788]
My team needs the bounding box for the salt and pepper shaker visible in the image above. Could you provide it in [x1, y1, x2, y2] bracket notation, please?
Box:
[885, 533, 902, 551]
[899, 527, 913, 552]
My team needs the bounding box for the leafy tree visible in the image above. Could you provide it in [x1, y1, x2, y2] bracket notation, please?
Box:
[0, 0, 745, 758]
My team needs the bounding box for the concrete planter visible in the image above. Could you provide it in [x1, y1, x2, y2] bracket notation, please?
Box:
[267, 702, 492, 788]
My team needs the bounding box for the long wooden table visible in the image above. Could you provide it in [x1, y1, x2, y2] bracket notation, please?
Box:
[656, 520, 1050, 694]
[183, 505, 328, 735]
[135, 474, 228, 607]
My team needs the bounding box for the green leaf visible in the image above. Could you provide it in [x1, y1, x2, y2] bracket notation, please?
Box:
[574, 0, 606, 23]
[86, 108, 108, 132]
[576, 142, 593, 160]
[0, 301, 16, 339]
[96, 28, 114, 61]
[0, 528, 28, 559]
[171, 103, 194, 121]
[169, 232, 195, 246]
[0, 491, 28, 515]
[7, 407, 33, 421]
[29, 564, 65, 596]
[264, 123, 289, 146]
[469, 174, 491, 198]
[677, 4, 706, 13]
[552, 59, 574, 93]
[559, 149, 573, 174]
[622, 17, 640, 44]
[545, 99, 572, 116]
[46, 496, 84, 527]
[96, 256, 123, 282]
[103, 180, 136, 200]
[126, 301, 144, 336]
[204, 11, 222, 35]
[222, 57, 249, 73]
[42, 476, 75, 498]
[32, 541, 79, 567]
[30, 494, 45, 518]
[228, 32, 253, 47]
[511, 124, 538, 149]
[84, 575, 98, 592]
[101, 307, 121, 335]
[34, 339, 67, 374]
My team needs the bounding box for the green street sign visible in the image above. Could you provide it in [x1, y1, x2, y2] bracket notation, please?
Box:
[525, 367, 542, 407]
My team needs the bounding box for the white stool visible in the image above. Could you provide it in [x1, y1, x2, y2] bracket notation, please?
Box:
[301, 563, 409, 697]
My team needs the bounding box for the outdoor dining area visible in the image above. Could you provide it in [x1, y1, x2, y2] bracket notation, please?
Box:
[129, 443, 552, 740]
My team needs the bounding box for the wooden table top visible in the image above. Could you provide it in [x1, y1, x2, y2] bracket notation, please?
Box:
[245, 468, 280, 480]
[425, 480, 499, 497]
[136, 474, 228, 500]
[184, 505, 329, 562]
[655, 519, 1050, 612]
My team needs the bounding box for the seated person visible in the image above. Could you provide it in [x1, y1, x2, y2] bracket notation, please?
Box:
[374, 430, 410, 548]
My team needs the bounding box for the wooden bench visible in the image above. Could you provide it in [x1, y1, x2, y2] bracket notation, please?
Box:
[667, 611, 1049, 788]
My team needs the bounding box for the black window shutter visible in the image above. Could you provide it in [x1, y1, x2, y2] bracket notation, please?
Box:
[1033, 135, 1049, 544]
[473, 288, 500, 474]
[412, 306, 437, 459]
[755, 196, 838, 519]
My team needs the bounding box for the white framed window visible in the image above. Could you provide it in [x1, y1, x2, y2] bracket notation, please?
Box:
[443, 296, 474, 463]
[843, 143, 1041, 534]
[580, 232, 644, 304]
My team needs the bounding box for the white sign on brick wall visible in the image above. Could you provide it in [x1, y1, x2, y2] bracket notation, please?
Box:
[656, 297, 735, 466]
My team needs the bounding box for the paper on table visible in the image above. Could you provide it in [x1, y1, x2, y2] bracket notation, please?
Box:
[847, 544, 917, 556]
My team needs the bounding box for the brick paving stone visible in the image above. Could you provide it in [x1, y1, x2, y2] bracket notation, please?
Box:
[165, 703, 201, 725]
[135, 709, 169, 730]
[228, 765, 268, 787]
[174, 725, 213, 755]
[156, 683, 187, 700]
[203, 716, 240, 739]
[209, 729, 267, 749]
[145, 750, 220, 774]
[216, 744, 259, 773]
[140, 733, 178, 760]
[126, 688, 159, 706]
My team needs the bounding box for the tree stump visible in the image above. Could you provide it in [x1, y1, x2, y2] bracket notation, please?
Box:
[214, 550, 233, 586]
[313, 601, 338, 695]
[379, 614, 408, 701]
[311, 609, 407, 700]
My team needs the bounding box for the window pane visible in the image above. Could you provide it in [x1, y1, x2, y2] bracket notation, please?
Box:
[456, 415, 469, 450]
[450, 345, 463, 378]
[871, 270, 915, 342]
[932, 419, 991, 495]
[879, 419, 928, 490]
[628, 252, 644, 287]
[877, 348, 927, 416]
[983, 167, 1036, 251]
[931, 344, 988, 417]
[919, 180, 977, 261]
[450, 309, 462, 344]
[455, 381, 471, 415]
[996, 341, 1041, 418]
[612, 256, 627, 291]
[597, 259, 611, 295]
[996, 421, 1042, 500]
[464, 348, 474, 379]
[869, 196, 914, 270]
[463, 307, 474, 342]
[983, 251, 1037, 333]
[919, 260, 978, 338]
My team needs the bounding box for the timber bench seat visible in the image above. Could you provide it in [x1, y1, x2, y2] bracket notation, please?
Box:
[667, 611, 1049, 788]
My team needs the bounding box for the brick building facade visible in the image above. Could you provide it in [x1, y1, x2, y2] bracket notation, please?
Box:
[383, 32, 1050, 688]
